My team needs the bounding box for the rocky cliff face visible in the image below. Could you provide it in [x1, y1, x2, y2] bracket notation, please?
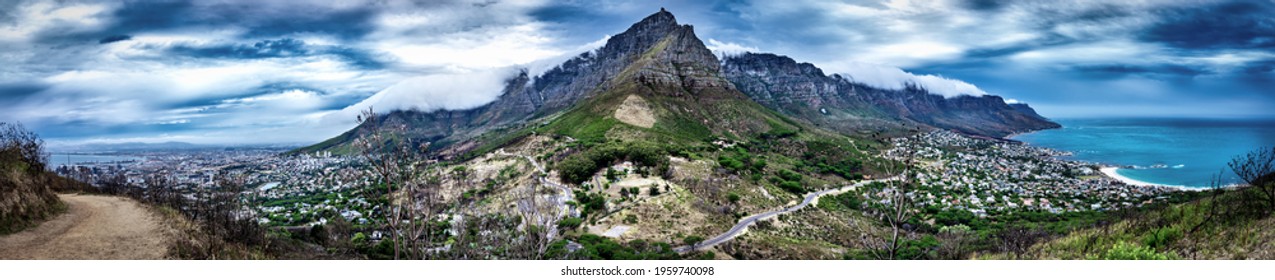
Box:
[533, 8, 790, 143]
[721, 53, 1060, 137]
[298, 9, 1059, 156]
[299, 9, 717, 155]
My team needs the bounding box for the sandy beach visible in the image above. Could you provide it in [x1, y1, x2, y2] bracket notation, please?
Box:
[1099, 167, 1194, 190]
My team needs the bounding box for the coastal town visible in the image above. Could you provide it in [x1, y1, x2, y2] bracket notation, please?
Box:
[49, 129, 1188, 232]
[52, 148, 379, 227]
[877, 130, 1179, 218]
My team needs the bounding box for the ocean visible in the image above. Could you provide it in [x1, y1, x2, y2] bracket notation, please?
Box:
[1012, 118, 1275, 188]
[48, 153, 143, 167]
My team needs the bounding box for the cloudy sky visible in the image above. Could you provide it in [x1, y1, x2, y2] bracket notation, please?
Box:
[2, 0, 1273, 146]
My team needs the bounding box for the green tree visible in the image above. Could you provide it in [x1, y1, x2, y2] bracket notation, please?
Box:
[683, 235, 706, 250]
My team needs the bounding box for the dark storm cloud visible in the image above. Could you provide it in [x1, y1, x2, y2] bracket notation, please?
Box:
[1241, 60, 1275, 76]
[36, 120, 194, 139]
[527, 1, 652, 46]
[34, 0, 381, 45]
[159, 82, 327, 110]
[1142, 1, 1275, 50]
[162, 38, 389, 69]
[0, 0, 25, 23]
[956, 4, 1134, 61]
[113, 1, 378, 40]
[960, 0, 1008, 11]
[529, 3, 595, 22]
[1239, 60, 1275, 87]
[98, 35, 131, 44]
[1071, 64, 1212, 79]
[963, 34, 1078, 59]
[703, 2, 854, 50]
[0, 82, 50, 102]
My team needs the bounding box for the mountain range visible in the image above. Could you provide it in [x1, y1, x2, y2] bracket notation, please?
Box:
[294, 8, 1058, 157]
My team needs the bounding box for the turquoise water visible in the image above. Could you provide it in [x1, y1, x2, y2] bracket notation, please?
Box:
[1012, 118, 1275, 188]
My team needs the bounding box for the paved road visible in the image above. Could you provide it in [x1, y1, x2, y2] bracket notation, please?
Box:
[0, 194, 171, 259]
[674, 177, 898, 253]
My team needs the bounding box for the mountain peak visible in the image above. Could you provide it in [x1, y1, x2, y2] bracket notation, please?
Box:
[598, 9, 684, 58]
[639, 7, 678, 28]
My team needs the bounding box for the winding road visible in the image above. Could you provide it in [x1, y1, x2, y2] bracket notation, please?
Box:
[673, 177, 898, 253]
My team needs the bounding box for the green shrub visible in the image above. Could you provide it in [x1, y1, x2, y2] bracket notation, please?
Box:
[351, 232, 368, 246]
[683, 235, 706, 246]
[558, 217, 583, 229]
[556, 142, 671, 184]
[1096, 241, 1175, 260]
[778, 169, 803, 182]
[934, 209, 978, 227]
[545, 234, 678, 260]
[718, 156, 745, 171]
[779, 181, 804, 194]
[896, 236, 941, 260]
[558, 155, 599, 184]
[1142, 227, 1181, 249]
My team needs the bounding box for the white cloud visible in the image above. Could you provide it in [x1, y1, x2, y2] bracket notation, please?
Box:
[523, 35, 610, 78]
[0, 1, 113, 42]
[856, 41, 963, 68]
[321, 67, 520, 126]
[834, 61, 987, 98]
[705, 39, 760, 56]
[222, 89, 327, 112]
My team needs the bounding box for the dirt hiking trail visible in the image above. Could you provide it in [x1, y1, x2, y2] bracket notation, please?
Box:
[0, 194, 170, 259]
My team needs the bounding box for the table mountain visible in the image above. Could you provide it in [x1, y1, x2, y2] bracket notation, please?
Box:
[295, 8, 1057, 157]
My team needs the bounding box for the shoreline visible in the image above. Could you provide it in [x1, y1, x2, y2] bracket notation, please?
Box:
[1098, 167, 1199, 191]
[1009, 126, 1205, 192]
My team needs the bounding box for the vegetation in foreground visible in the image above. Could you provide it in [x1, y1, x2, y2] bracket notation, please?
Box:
[1030, 147, 1275, 259]
[0, 122, 89, 235]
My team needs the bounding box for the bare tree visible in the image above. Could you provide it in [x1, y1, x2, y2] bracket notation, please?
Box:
[1229, 146, 1275, 212]
[355, 107, 440, 259]
[860, 143, 920, 260]
[1190, 171, 1229, 234]
[998, 225, 1046, 259]
[514, 174, 558, 259]
[0, 122, 46, 172]
[882, 164, 918, 259]
[937, 224, 974, 259]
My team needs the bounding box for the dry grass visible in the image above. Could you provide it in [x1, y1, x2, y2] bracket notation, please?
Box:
[614, 94, 657, 128]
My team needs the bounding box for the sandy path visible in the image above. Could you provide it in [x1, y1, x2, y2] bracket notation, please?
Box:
[0, 194, 170, 259]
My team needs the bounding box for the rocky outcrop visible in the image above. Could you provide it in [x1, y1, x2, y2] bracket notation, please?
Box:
[721, 53, 1060, 137]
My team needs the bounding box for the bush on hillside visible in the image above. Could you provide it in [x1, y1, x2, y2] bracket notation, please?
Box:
[1095, 242, 1175, 260]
